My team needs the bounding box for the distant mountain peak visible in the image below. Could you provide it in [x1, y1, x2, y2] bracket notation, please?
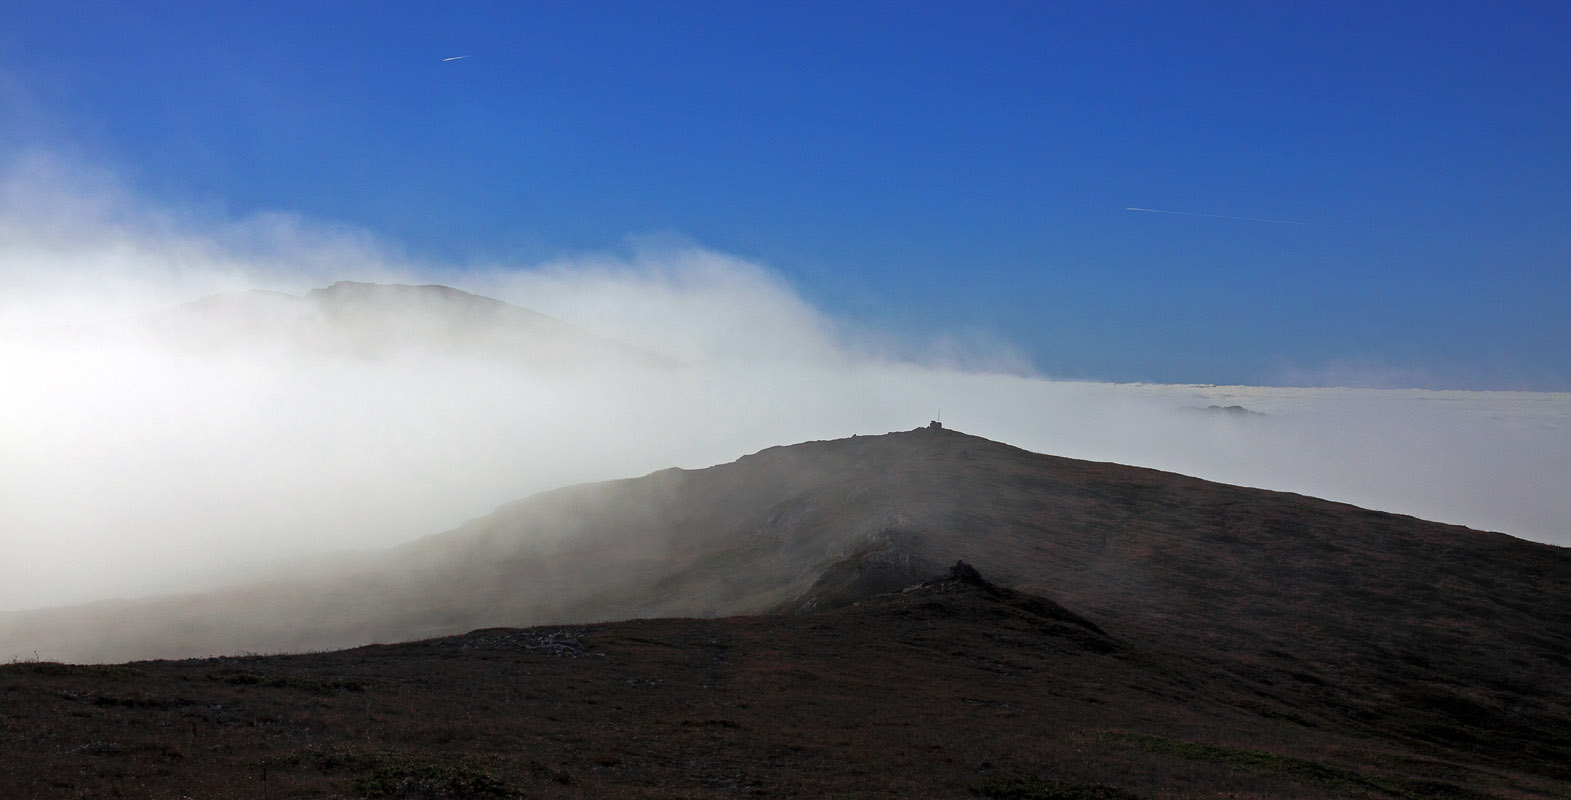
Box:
[307, 280, 502, 305]
[110, 280, 674, 368]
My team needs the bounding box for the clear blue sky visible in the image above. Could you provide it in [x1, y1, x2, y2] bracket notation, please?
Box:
[3, 1, 1568, 389]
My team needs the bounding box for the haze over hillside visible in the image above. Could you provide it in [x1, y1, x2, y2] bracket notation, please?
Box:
[96, 280, 673, 367]
[2, 6, 1564, 792]
[7, 426, 1567, 669]
[2, 274, 1568, 613]
[5, 426, 1569, 796]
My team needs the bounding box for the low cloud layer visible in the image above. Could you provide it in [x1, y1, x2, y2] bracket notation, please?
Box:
[2, 153, 1568, 611]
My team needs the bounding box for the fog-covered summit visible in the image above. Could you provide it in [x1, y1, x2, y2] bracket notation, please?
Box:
[111, 280, 674, 367]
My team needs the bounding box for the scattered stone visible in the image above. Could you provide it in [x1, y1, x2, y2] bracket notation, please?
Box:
[441, 629, 601, 657]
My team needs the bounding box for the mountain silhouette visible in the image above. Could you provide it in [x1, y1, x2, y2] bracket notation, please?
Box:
[6, 426, 1566, 680]
[4, 426, 1569, 796]
[84, 280, 673, 368]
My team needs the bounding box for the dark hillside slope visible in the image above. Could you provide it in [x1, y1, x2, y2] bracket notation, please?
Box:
[4, 571, 1569, 798]
[4, 426, 1569, 774]
[407, 426, 1571, 705]
[3, 427, 1571, 788]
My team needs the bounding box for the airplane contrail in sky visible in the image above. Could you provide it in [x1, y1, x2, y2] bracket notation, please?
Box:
[1126, 207, 1321, 226]
[442, 55, 472, 62]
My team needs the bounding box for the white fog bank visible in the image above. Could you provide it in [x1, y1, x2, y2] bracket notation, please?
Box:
[2, 154, 1567, 611]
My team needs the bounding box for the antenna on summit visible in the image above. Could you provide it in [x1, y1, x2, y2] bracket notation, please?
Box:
[929, 408, 943, 429]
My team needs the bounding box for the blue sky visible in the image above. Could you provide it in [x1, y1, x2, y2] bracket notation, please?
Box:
[2, 1, 1568, 389]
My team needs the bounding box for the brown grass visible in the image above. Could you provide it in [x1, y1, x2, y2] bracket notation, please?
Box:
[4, 576, 1566, 798]
[5, 427, 1569, 797]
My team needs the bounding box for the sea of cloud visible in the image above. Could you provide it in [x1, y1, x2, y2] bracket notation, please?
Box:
[2, 152, 1567, 611]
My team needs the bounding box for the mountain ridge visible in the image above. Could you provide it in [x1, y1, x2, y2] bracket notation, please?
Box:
[14, 280, 675, 369]
[3, 426, 1570, 794]
[4, 426, 1564, 667]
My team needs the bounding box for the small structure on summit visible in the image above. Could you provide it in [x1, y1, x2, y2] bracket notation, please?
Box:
[928, 419, 942, 429]
[949, 560, 984, 585]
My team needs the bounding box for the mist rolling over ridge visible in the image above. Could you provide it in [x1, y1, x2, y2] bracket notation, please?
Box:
[6, 7, 1571, 796]
[0, 154, 1567, 616]
[5, 423, 1567, 669]
[3, 6, 1571, 792]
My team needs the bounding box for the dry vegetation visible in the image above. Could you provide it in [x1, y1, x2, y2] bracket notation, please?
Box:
[4, 428, 1569, 797]
[4, 570, 1568, 798]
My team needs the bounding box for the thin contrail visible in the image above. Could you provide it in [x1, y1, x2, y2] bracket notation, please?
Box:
[442, 55, 472, 62]
[1126, 207, 1321, 226]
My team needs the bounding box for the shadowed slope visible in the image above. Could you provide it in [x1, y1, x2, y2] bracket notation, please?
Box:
[7, 426, 1569, 661]
[5, 426, 1571, 792]
[4, 426, 1570, 780]
[3, 570, 1567, 798]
